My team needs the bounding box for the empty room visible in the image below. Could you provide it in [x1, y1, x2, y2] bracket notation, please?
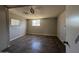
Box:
[0, 5, 79, 53]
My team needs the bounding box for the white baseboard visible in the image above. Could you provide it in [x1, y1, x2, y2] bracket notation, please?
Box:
[10, 33, 57, 41]
[10, 35, 25, 41]
[28, 33, 57, 36]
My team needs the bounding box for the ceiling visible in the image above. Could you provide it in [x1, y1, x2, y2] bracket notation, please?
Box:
[8, 5, 65, 19]
[6, 5, 27, 8]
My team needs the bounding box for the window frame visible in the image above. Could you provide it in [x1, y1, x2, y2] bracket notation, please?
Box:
[10, 19, 20, 26]
[32, 20, 40, 26]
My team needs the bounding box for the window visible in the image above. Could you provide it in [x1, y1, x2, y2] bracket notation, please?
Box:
[32, 20, 40, 26]
[11, 19, 20, 26]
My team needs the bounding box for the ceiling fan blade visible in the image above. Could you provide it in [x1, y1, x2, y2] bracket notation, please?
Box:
[30, 7, 34, 14]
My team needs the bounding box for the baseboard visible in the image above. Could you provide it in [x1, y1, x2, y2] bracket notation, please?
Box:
[10, 33, 57, 41]
[10, 34, 25, 41]
[27, 33, 57, 36]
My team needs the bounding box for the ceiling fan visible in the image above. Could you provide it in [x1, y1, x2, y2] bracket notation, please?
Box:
[24, 6, 35, 14]
[30, 6, 35, 14]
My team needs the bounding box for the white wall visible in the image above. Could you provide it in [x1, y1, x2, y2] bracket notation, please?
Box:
[9, 13, 27, 41]
[27, 18, 57, 36]
[0, 6, 9, 51]
[57, 11, 66, 42]
[66, 6, 79, 53]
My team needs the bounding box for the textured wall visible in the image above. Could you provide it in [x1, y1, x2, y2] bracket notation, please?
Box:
[27, 18, 57, 36]
[9, 13, 27, 41]
[0, 6, 9, 51]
